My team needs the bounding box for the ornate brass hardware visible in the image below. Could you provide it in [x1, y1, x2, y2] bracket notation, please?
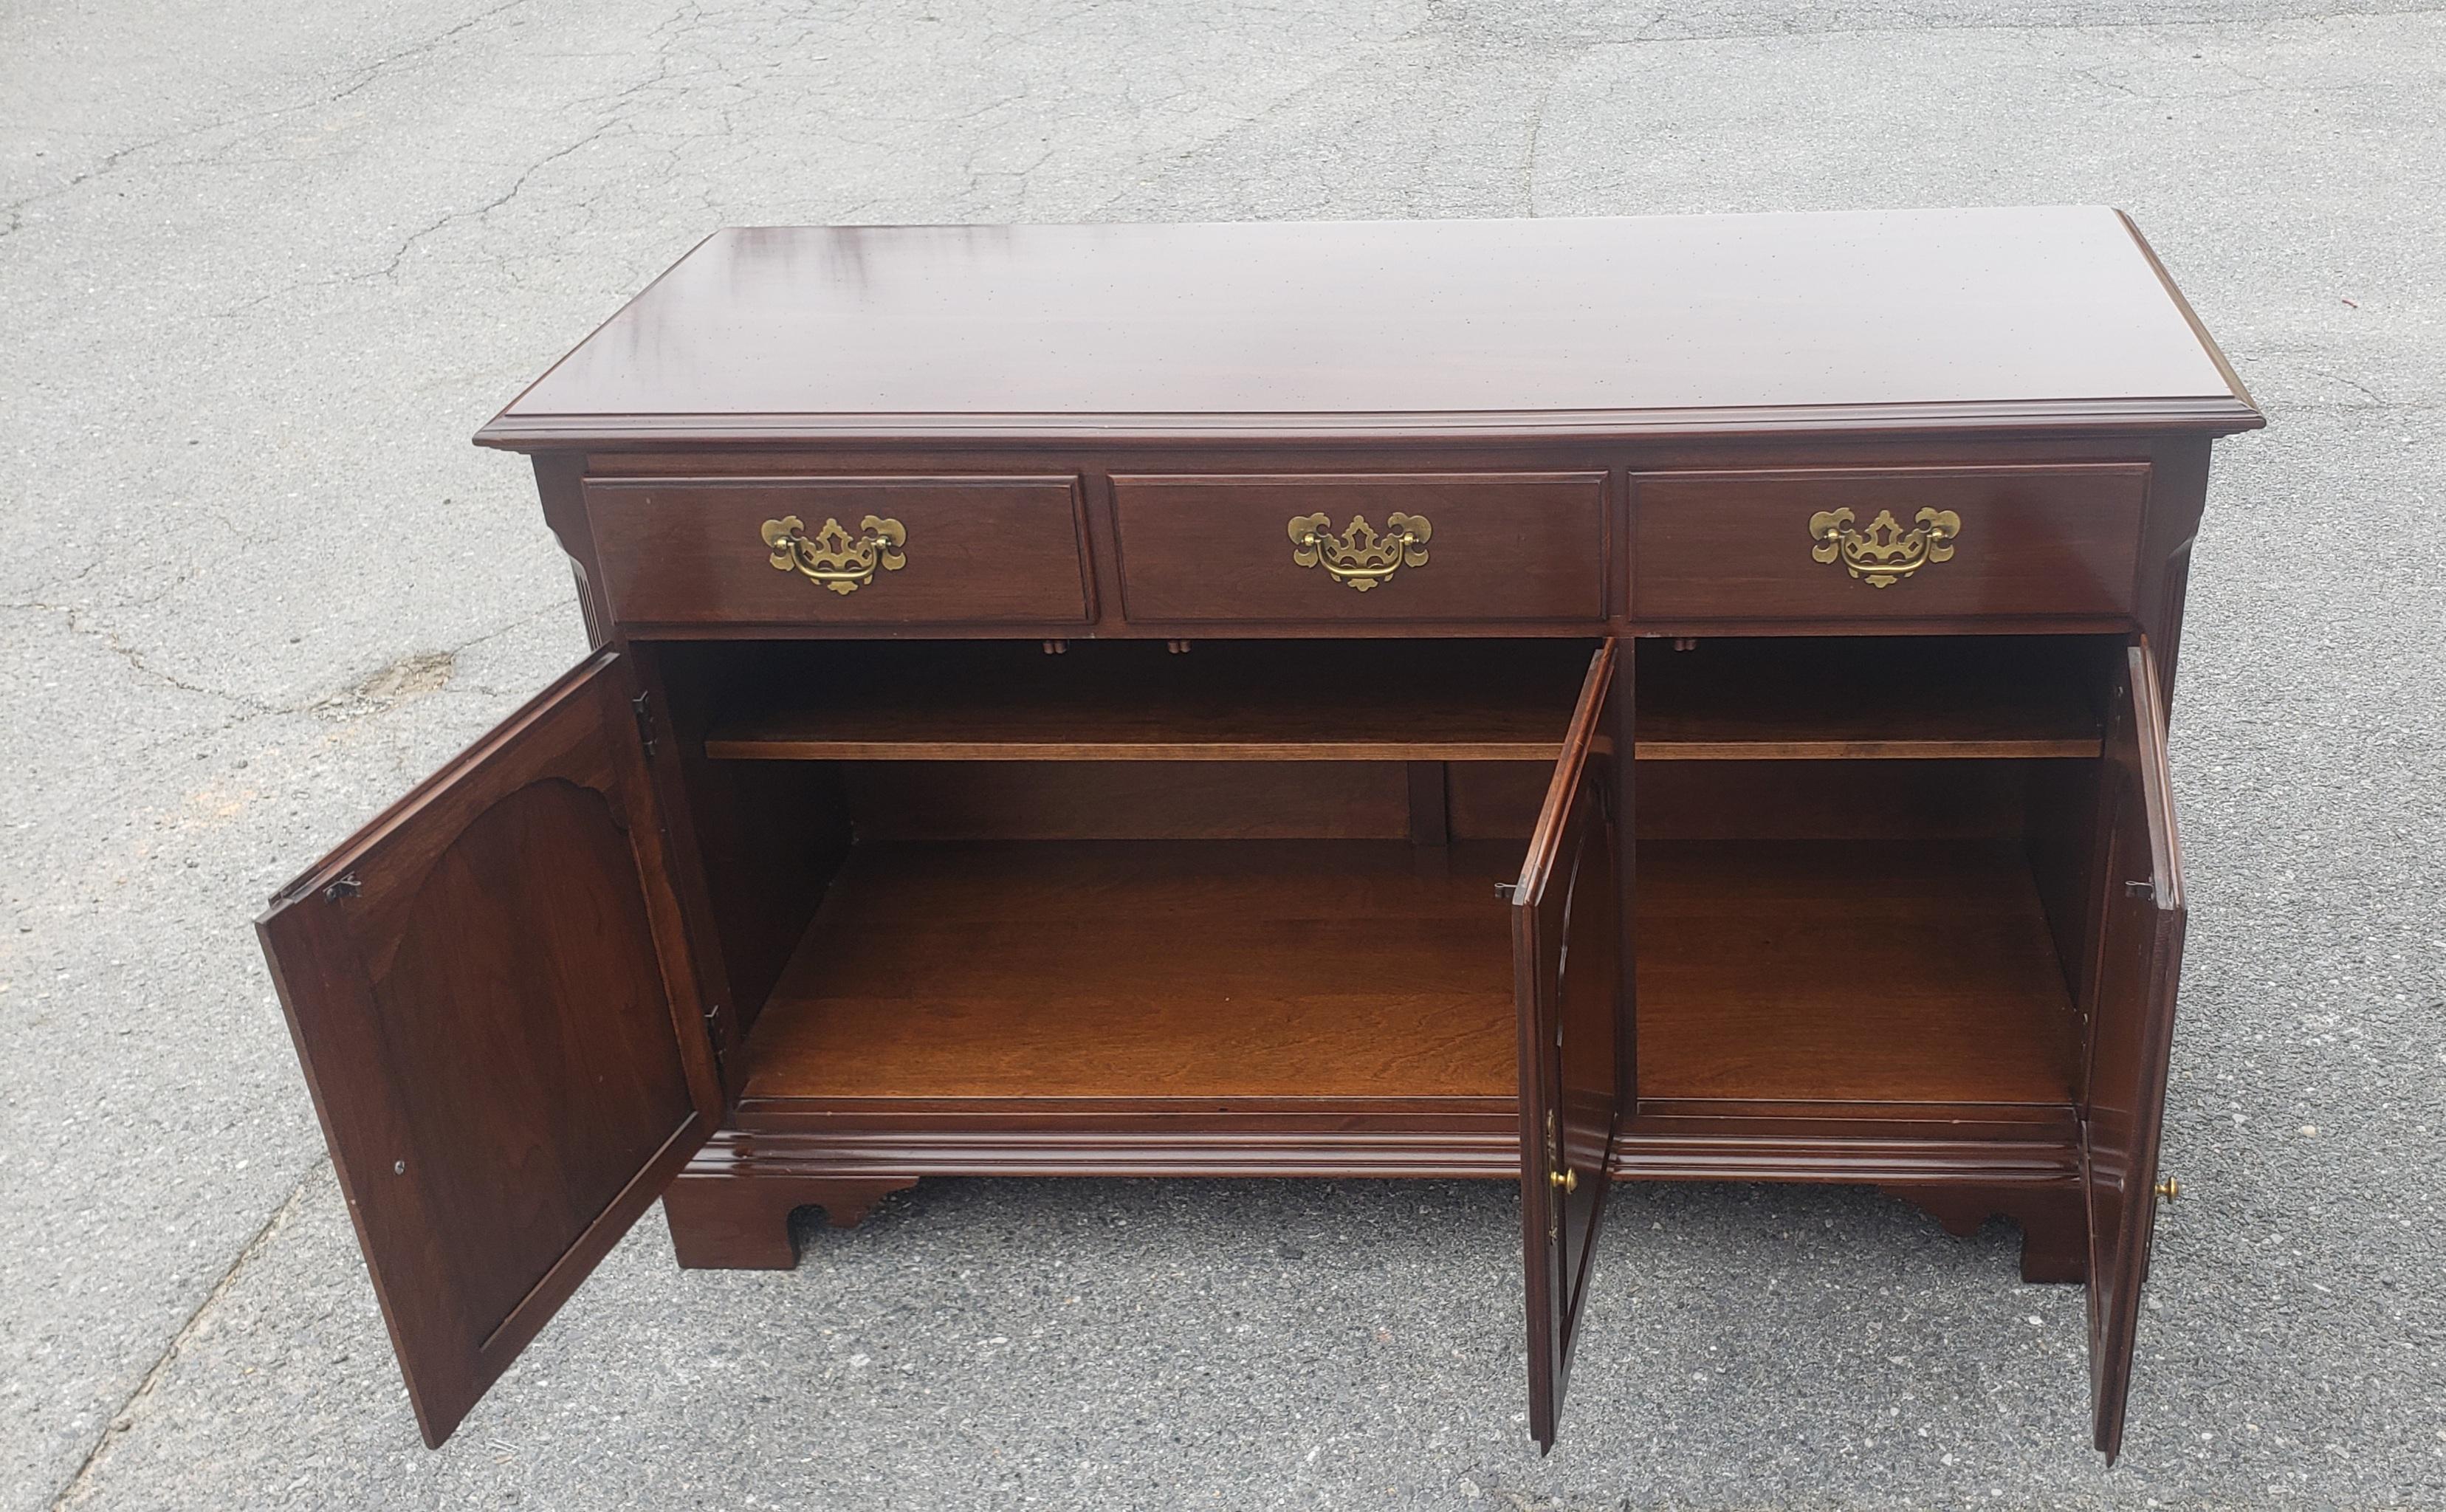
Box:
[1288, 512, 1431, 591]
[1550, 1169, 1578, 1193]
[2156, 1177, 2180, 1203]
[762, 514, 907, 595]
[1807, 506, 1961, 588]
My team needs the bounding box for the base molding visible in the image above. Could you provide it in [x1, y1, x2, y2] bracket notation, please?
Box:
[662, 1121, 2087, 1274]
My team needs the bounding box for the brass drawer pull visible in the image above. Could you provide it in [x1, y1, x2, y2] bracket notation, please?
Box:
[1550, 1168, 1578, 1193]
[763, 515, 906, 595]
[1807, 506, 1960, 588]
[1288, 512, 1432, 591]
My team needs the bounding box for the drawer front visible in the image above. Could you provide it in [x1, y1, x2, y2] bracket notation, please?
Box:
[1631, 464, 2150, 622]
[586, 476, 1092, 628]
[1111, 473, 1608, 624]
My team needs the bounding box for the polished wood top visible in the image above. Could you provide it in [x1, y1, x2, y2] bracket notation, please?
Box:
[478, 207, 2258, 449]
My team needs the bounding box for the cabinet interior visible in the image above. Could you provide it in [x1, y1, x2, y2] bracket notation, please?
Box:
[651, 634, 2119, 1132]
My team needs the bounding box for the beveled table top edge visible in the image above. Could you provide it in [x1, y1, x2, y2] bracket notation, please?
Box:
[473, 395, 2265, 453]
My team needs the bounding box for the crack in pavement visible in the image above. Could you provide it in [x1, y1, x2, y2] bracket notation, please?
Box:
[0, 0, 544, 244]
[46, 1169, 320, 1511]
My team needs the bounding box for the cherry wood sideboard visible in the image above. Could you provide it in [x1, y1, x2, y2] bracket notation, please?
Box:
[256, 209, 2260, 1457]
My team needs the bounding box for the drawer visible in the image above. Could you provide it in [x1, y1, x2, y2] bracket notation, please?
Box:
[585, 476, 1093, 628]
[1631, 464, 2149, 622]
[1110, 472, 1608, 624]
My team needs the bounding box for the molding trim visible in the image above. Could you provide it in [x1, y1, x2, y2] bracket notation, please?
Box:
[475, 396, 2266, 452]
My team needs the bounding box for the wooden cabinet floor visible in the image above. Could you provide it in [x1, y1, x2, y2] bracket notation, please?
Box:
[255, 208, 2257, 1458]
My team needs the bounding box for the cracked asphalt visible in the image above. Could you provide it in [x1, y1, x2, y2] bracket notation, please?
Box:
[4, 1, 2443, 1508]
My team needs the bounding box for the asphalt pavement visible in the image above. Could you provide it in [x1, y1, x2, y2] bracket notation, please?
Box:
[3, 1, 2442, 1507]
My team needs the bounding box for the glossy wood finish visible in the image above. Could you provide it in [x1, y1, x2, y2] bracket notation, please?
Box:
[741, 839, 1519, 1100]
[2083, 641, 2188, 1462]
[585, 475, 1092, 628]
[255, 653, 717, 1447]
[477, 211, 2253, 448]
[705, 639, 1591, 761]
[263, 210, 2260, 1458]
[1514, 642, 1624, 1451]
[1110, 473, 1606, 624]
[1634, 840, 2078, 1108]
[1632, 464, 2150, 622]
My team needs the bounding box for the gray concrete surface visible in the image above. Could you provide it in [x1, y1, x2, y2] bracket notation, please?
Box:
[2, 1, 2442, 1506]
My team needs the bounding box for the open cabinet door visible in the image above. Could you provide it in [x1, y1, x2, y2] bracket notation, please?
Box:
[2083, 639, 2188, 1462]
[257, 651, 721, 1447]
[1513, 639, 1626, 1451]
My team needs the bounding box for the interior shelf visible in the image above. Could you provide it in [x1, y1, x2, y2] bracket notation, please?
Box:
[738, 833, 2078, 1118]
[740, 839, 1524, 1102]
[706, 639, 1591, 762]
[1635, 635, 2106, 760]
[704, 635, 2109, 764]
[1634, 839, 2078, 1108]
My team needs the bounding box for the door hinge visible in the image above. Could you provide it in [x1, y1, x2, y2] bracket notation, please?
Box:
[631, 691, 657, 760]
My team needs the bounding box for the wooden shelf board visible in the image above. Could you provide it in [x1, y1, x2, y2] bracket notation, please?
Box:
[744, 835, 2083, 1112]
[1635, 839, 2079, 1107]
[703, 643, 1582, 763]
[1635, 635, 2105, 762]
[706, 636, 2105, 763]
[741, 839, 1525, 1101]
[1635, 736, 2098, 760]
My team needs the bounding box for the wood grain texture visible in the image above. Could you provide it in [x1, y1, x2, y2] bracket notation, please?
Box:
[1632, 464, 2150, 622]
[1635, 839, 2078, 1107]
[255, 653, 712, 1448]
[476, 212, 2258, 449]
[741, 839, 1525, 1100]
[1110, 473, 1607, 624]
[585, 475, 1091, 627]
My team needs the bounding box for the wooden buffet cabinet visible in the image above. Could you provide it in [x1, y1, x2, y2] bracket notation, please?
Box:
[255, 209, 2261, 1458]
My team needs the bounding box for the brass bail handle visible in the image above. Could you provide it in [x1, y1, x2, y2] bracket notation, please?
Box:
[763, 514, 907, 595]
[1288, 511, 1432, 591]
[1807, 506, 1961, 588]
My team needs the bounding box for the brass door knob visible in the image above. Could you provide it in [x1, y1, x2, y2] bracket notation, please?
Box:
[1550, 1168, 1578, 1194]
[2155, 1177, 2180, 1203]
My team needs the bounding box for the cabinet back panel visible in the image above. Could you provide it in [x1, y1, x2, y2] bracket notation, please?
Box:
[1635, 759, 2029, 841]
[741, 839, 1520, 1099]
[844, 760, 1412, 840]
